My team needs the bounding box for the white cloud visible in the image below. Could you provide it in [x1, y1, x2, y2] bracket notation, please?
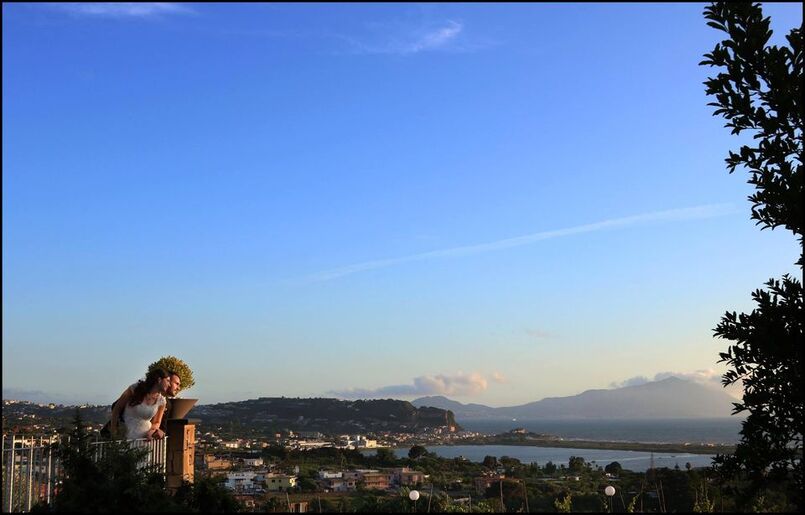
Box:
[611, 369, 744, 399]
[654, 369, 722, 385]
[340, 20, 466, 56]
[490, 371, 507, 384]
[404, 20, 463, 54]
[330, 371, 501, 399]
[48, 3, 193, 18]
[609, 375, 652, 388]
[302, 203, 738, 283]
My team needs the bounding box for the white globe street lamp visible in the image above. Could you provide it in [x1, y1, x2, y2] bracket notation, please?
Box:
[409, 490, 420, 513]
[604, 485, 616, 513]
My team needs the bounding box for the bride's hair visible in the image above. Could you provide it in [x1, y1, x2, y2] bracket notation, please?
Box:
[129, 367, 170, 406]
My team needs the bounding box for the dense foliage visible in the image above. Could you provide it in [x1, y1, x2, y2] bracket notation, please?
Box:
[191, 397, 458, 435]
[45, 411, 239, 512]
[247, 444, 805, 513]
[700, 2, 803, 510]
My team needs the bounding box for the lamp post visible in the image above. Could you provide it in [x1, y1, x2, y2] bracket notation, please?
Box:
[604, 485, 616, 513]
[409, 489, 420, 513]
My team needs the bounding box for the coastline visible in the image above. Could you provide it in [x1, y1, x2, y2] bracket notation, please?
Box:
[396, 437, 734, 455]
[462, 438, 732, 455]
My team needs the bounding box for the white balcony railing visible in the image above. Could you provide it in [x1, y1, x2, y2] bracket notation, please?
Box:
[2, 434, 168, 513]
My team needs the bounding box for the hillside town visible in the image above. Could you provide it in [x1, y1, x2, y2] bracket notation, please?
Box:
[195, 427, 476, 507]
[0, 399, 780, 513]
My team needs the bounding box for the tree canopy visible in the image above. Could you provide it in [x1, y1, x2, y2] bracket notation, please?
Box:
[605, 462, 623, 476]
[700, 2, 803, 510]
[408, 445, 428, 460]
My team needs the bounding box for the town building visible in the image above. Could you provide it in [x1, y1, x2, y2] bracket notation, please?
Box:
[391, 467, 426, 487]
[358, 471, 392, 490]
[241, 457, 264, 467]
[265, 473, 298, 492]
[224, 471, 264, 493]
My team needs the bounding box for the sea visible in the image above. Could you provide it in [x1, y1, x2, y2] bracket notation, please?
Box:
[387, 445, 718, 472]
[370, 418, 742, 473]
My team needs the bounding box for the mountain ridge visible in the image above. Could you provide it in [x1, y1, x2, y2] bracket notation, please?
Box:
[412, 377, 739, 420]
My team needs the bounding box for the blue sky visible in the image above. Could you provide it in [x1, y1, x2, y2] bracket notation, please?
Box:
[3, 3, 801, 406]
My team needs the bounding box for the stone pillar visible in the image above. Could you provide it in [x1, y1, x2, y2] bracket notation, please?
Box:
[166, 418, 198, 490]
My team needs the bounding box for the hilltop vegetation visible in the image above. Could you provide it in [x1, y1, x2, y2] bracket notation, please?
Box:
[2, 397, 459, 436]
[194, 397, 460, 435]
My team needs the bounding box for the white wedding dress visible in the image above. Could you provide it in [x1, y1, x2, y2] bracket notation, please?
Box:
[122, 385, 166, 440]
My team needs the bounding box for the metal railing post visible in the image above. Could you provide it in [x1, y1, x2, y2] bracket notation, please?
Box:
[8, 435, 15, 513]
[26, 438, 34, 511]
[162, 437, 168, 474]
[1, 433, 4, 511]
[31, 440, 38, 512]
[0, 432, 172, 513]
[46, 438, 53, 506]
[1, 436, 5, 513]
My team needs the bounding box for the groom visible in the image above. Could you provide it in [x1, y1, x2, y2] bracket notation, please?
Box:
[155, 372, 182, 437]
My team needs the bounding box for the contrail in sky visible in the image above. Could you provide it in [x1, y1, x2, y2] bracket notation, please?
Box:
[302, 203, 738, 283]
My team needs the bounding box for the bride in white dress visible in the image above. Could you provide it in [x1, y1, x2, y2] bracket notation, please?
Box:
[110, 368, 171, 440]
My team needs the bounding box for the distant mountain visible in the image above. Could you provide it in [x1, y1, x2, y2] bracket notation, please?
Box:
[411, 396, 498, 418]
[412, 377, 738, 420]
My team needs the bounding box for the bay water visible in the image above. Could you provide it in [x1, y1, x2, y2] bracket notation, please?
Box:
[370, 419, 741, 472]
[389, 445, 717, 472]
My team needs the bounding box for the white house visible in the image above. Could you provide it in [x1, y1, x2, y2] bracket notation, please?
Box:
[224, 471, 260, 492]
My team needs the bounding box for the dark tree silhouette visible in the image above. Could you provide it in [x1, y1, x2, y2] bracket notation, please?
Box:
[605, 461, 623, 476]
[700, 2, 803, 510]
[53, 410, 177, 512]
[568, 456, 586, 474]
[408, 445, 428, 460]
[373, 447, 397, 466]
[52, 410, 241, 512]
[173, 476, 241, 512]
